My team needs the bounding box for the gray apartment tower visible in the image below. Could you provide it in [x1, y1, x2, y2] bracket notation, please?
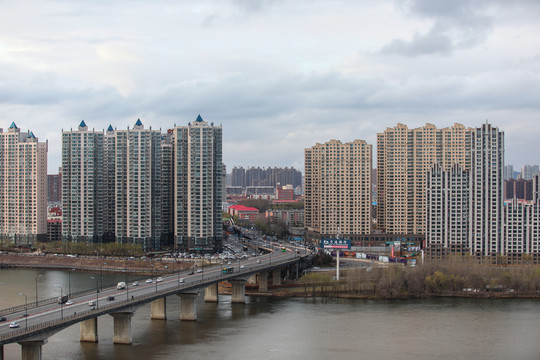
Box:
[61, 117, 223, 252]
[426, 122, 504, 259]
[172, 115, 223, 252]
[62, 121, 106, 243]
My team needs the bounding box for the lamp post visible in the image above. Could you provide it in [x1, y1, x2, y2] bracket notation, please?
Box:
[57, 287, 63, 319]
[90, 276, 98, 309]
[17, 293, 28, 329]
[68, 268, 75, 297]
[100, 262, 107, 291]
[35, 274, 43, 304]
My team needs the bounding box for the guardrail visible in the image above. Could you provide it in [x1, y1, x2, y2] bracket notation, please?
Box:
[0, 255, 302, 345]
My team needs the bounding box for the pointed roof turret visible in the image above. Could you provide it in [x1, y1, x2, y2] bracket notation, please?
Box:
[135, 118, 143, 126]
[78, 120, 88, 131]
[195, 114, 203, 122]
[107, 125, 114, 132]
[27, 131, 35, 139]
[9, 122, 17, 129]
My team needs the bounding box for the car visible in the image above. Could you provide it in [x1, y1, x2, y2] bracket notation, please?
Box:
[132, 281, 139, 286]
[9, 322, 19, 328]
[107, 296, 115, 301]
[90, 305, 96, 310]
[0, 316, 6, 322]
[187, 271, 194, 275]
[240, 265, 246, 270]
[179, 278, 185, 283]
[88, 300, 96, 306]
[146, 279, 153, 283]
[156, 277, 163, 282]
[65, 300, 74, 305]
[256, 259, 261, 264]
[196, 269, 203, 273]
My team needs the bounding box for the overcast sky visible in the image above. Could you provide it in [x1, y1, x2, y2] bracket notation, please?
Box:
[1, 0, 540, 173]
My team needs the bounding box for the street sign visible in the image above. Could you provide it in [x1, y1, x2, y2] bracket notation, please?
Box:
[320, 239, 351, 249]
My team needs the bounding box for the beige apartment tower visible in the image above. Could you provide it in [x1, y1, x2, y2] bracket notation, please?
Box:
[305, 139, 372, 238]
[377, 123, 472, 234]
[0, 122, 48, 245]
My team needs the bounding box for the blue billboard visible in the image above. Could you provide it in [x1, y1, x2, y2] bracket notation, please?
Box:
[320, 239, 351, 249]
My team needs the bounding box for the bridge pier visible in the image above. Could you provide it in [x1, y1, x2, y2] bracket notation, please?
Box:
[247, 274, 257, 285]
[151, 298, 167, 320]
[273, 269, 282, 285]
[110, 312, 134, 344]
[230, 279, 246, 303]
[204, 283, 219, 302]
[259, 271, 268, 291]
[80, 317, 98, 342]
[0, 345, 3, 360]
[19, 340, 47, 360]
[178, 293, 198, 321]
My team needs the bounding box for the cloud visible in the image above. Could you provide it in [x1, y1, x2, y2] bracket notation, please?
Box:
[381, 0, 493, 56]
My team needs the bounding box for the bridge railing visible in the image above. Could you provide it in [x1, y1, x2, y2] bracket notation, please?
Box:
[0, 255, 301, 344]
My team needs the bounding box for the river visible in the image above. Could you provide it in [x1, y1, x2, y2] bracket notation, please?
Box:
[1, 268, 540, 360]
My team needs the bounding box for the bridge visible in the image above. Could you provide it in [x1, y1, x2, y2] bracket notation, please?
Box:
[0, 245, 306, 360]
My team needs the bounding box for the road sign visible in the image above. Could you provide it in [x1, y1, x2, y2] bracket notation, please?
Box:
[320, 239, 351, 249]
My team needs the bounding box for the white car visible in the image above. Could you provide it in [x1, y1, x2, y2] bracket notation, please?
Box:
[179, 278, 185, 283]
[65, 300, 74, 305]
[145, 279, 153, 283]
[196, 269, 203, 273]
[9, 322, 19, 328]
[156, 277, 164, 282]
[132, 281, 139, 286]
[240, 265, 246, 270]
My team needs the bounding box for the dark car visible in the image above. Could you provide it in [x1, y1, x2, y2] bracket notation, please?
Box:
[187, 271, 194, 275]
[0, 316, 6, 322]
[107, 296, 115, 301]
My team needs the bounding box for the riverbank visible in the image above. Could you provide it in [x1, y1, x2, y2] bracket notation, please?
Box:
[0, 253, 192, 275]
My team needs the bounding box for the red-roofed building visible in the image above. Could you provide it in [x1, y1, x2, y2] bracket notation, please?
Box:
[228, 205, 260, 222]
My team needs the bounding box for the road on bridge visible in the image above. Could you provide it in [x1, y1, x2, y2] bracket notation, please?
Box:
[0, 243, 306, 344]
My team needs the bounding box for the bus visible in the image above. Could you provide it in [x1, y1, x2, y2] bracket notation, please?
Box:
[222, 267, 234, 274]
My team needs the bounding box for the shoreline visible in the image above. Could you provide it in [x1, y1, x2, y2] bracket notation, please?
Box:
[3, 253, 540, 301]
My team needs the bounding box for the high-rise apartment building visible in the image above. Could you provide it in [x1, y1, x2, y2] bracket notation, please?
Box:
[469, 123, 504, 257]
[377, 123, 472, 235]
[114, 120, 163, 250]
[520, 164, 539, 180]
[230, 166, 302, 188]
[426, 122, 504, 259]
[62, 121, 106, 243]
[0, 122, 48, 245]
[305, 139, 372, 238]
[426, 164, 470, 258]
[47, 171, 62, 203]
[172, 115, 223, 252]
[504, 164, 514, 180]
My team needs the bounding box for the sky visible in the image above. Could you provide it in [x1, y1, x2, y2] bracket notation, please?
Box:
[1, 0, 540, 173]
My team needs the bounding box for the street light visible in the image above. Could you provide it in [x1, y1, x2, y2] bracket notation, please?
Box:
[90, 276, 98, 309]
[57, 287, 63, 319]
[35, 274, 43, 304]
[100, 262, 107, 291]
[68, 268, 75, 297]
[17, 293, 28, 329]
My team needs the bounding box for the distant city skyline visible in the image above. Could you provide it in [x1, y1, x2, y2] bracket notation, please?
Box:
[2, 1, 540, 172]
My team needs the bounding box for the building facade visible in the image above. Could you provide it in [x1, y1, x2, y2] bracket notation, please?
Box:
[114, 120, 163, 250]
[62, 121, 106, 243]
[172, 115, 223, 252]
[0, 122, 48, 245]
[377, 123, 472, 235]
[305, 139, 372, 238]
[469, 123, 504, 257]
[426, 164, 470, 259]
